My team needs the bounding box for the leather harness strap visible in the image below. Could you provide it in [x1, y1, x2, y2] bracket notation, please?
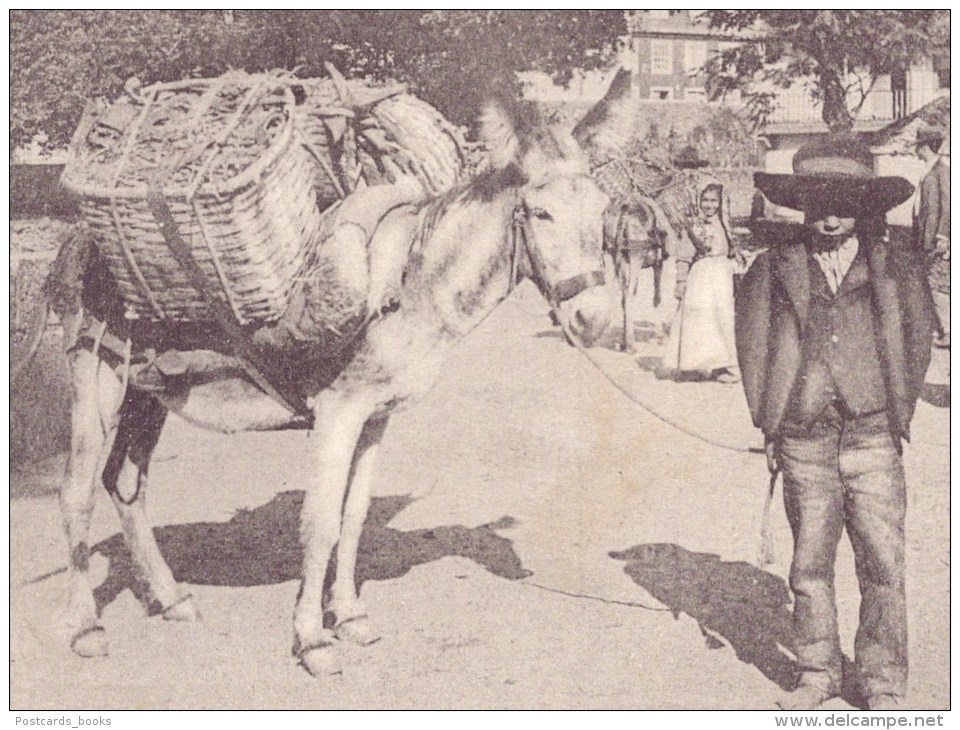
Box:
[146, 187, 311, 417]
[510, 202, 606, 308]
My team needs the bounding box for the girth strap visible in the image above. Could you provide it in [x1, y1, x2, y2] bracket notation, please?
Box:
[146, 187, 311, 417]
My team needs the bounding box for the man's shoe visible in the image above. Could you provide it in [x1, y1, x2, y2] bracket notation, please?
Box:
[776, 685, 834, 711]
[867, 694, 906, 711]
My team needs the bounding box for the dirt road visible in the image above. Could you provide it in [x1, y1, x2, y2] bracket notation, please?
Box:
[10, 282, 950, 710]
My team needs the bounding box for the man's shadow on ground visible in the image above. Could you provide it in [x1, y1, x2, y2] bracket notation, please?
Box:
[610, 543, 862, 707]
[91, 491, 531, 614]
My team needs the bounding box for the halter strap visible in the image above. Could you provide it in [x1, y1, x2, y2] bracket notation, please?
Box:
[510, 202, 606, 307]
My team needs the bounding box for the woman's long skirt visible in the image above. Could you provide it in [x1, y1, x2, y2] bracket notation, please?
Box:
[662, 255, 737, 373]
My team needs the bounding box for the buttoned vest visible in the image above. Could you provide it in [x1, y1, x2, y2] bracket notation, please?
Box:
[784, 250, 889, 427]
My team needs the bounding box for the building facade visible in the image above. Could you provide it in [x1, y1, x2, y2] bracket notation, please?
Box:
[624, 9, 948, 131]
[623, 10, 744, 103]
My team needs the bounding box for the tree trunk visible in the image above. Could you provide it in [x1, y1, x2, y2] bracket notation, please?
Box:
[821, 68, 854, 131]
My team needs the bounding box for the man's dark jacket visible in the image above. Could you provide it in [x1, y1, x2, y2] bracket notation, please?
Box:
[736, 221, 935, 442]
[914, 158, 950, 257]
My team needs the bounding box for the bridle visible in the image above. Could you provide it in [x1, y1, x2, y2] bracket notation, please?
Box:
[509, 200, 606, 316]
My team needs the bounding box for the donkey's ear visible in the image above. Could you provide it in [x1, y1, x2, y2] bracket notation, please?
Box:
[571, 67, 636, 158]
[480, 101, 522, 170]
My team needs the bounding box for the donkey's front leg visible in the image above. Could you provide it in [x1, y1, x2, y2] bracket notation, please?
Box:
[329, 414, 389, 646]
[62, 349, 121, 657]
[294, 390, 372, 678]
[102, 390, 198, 622]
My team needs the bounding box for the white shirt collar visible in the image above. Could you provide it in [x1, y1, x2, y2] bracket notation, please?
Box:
[813, 236, 859, 294]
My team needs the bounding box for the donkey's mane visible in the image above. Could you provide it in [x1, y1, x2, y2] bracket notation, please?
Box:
[418, 162, 528, 221]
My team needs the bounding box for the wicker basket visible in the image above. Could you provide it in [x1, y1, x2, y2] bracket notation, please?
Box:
[291, 70, 466, 209]
[61, 75, 323, 324]
[592, 158, 723, 237]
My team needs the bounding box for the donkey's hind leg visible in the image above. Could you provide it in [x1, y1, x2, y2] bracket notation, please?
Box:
[102, 390, 198, 622]
[330, 414, 389, 646]
[62, 349, 122, 657]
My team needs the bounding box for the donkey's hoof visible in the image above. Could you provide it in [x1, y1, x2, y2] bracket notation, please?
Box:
[162, 594, 200, 622]
[71, 625, 108, 658]
[334, 615, 381, 646]
[299, 643, 343, 678]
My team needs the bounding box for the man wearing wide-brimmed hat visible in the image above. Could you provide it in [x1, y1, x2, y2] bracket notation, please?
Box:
[738, 134, 936, 711]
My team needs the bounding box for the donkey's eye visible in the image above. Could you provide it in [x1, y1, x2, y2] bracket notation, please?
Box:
[530, 208, 553, 221]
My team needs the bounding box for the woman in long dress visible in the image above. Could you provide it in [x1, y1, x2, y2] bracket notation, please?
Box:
[661, 183, 742, 383]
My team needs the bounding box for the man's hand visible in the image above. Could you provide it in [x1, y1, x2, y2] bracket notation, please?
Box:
[764, 436, 780, 476]
[936, 235, 950, 261]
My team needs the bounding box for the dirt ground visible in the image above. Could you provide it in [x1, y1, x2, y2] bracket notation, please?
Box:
[9, 269, 950, 710]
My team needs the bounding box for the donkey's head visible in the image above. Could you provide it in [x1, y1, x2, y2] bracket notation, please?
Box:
[479, 69, 637, 347]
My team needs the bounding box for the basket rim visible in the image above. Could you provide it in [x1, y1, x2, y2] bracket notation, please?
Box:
[61, 81, 297, 201]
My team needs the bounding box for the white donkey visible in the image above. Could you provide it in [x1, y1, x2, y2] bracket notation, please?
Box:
[58, 80, 633, 677]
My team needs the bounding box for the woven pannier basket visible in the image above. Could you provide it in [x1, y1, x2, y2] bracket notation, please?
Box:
[291, 71, 466, 209]
[61, 74, 323, 324]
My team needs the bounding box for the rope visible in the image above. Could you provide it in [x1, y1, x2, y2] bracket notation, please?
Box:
[519, 578, 671, 612]
[509, 195, 761, 456]
[579, 346, 760, 454]
[544, 310, 762, 455]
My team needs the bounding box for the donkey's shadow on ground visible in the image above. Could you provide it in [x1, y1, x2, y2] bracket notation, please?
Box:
[610, 543, 861, 706]
[91, 491, 530, 614]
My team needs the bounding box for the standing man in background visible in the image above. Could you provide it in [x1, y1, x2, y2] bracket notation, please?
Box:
[913, 126, 950, 348]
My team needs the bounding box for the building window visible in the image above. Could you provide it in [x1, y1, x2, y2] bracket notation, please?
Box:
[650, 40, 673, 75]
[685, 88, 707, 103]
[684, 40, 708, 75]
[650, 87, 674, 101]
[891, 67, 907, 120]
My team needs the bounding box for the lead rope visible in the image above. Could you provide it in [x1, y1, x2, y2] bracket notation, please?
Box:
[515, 210, 760, 454]
[513, 211, 776, 567]
[563, 323, 778, 567]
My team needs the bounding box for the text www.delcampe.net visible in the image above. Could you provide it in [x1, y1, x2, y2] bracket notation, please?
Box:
[774, 716, 946, 728]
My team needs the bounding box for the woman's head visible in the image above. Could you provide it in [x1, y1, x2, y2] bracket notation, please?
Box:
[699, 184, 723, 219]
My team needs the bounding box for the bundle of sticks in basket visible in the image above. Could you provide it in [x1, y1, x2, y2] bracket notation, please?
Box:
[285, 63, 467, 208]
[61, 71, 323, 324]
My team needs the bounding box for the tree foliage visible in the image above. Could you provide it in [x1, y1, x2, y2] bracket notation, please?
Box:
[701, 10, 948, 131]
[11, 10, 625, 152]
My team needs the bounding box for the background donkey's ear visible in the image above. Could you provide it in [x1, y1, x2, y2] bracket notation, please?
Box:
[480, 101, 522, 170]
[571, 67, 636, 159]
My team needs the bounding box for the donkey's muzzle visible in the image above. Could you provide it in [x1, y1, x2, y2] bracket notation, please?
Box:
[562, 286, 611, 347]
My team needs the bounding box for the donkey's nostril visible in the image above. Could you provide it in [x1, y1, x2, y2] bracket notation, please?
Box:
[569, 301, 611, 346]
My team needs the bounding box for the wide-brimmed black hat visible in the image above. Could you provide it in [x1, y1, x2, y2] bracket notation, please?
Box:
[754, 134, 914, 218]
